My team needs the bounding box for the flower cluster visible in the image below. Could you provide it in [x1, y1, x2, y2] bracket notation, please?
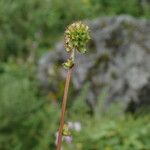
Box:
[55, 121, 82, 148]
[63, 22, 90, 69]
[64, 21, 90, 53]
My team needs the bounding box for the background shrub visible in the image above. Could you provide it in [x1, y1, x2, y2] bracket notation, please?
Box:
[0, 63, 59, 150]
[0, 0, 149, 60]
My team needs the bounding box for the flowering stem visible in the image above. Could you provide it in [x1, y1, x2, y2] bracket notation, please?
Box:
[56, 21, 90, 150]
[56, 68, 72, 150]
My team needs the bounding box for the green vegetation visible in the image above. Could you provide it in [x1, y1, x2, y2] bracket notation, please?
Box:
[0, 0, 150, 149]
[0, 0, 149, 60]
[0, 63, 59, 149]
[0, 66, 149, 149]
[72, 115, 150, 150]
[65, 86, 150, 150]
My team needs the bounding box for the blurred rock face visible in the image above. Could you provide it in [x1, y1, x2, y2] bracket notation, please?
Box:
[38, 15, 150, 112]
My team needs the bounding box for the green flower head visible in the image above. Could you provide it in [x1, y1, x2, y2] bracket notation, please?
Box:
[64, 21, 90, 53]
[63, 22, 90, 69]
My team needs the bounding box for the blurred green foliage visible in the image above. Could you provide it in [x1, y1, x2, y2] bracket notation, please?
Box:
[0, 0, 149, 60]
[0, 63, 149, 149]
[65, 87, 150, 150]
[72, 116, 150, 150]
[0, 0, 93, 60]
[0, 63, 59, 149]
[91, 0, 149, 16]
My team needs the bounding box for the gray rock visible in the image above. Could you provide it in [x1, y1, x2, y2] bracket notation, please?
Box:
[38, 15, 150, 112]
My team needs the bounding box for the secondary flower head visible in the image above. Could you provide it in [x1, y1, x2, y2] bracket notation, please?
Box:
[64, 21, 90, 53]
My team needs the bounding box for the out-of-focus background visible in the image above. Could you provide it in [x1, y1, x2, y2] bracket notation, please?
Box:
[0, 0, 150, 150]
